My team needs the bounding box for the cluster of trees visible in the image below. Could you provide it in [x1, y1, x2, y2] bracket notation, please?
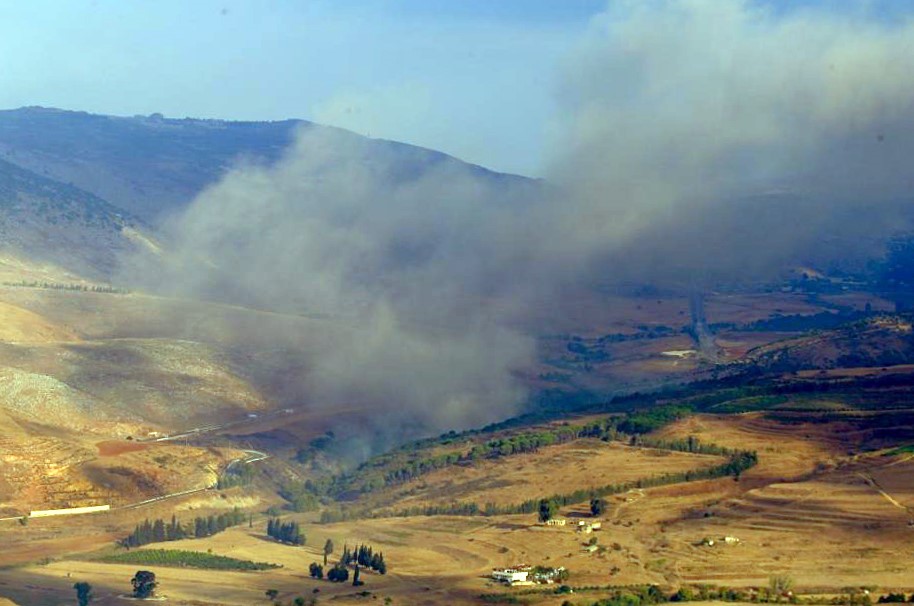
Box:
[309, 562, 358, 584]
[749, 309, 873, 333]
[614, 405, 695, 435]
[319, 508, 357, 524]
[341, 544, 387, 574]
[121, 509, 247, 547]
[307, 546, 385, 587]
[295, 432, 336, 464]
[217, 463, 257, 489]
[481, 580, 914, 606]
[267, 518, 305, 545]
[278, 482, 322, 512]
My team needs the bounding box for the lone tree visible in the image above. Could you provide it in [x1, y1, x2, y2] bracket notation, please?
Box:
[73, 581, 93, 606]
[323, 538, 334, 566]
[590, 497, 606, 516]
[131, 570, 157, 599]
[538, 498, 558, 523]
[353, 566, 363, 587]
[265, 588, 279, 600]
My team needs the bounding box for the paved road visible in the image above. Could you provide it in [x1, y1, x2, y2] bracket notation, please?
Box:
[139, 408, 295, 443]
[119, 448, 271, 512]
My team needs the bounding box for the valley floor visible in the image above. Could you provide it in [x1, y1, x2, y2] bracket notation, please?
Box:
[2, 412, 914, 605]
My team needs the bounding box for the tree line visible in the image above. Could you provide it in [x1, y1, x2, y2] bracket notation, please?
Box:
[266, 517, 305, 545]
[387, 448, 757, 519]
[217, 463, 257, 489]
[339, 402, 733, 496]
[120, 509, 247, 547]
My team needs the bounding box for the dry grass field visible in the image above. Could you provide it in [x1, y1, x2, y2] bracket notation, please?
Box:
[2, 272, 914, 604]
[378, 439, 724, 509]
[4, 411, 914, 605]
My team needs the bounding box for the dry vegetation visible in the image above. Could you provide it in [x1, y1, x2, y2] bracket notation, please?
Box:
[2, 272, 914, 604]
[378, 439, 724, 509]
[3, 409, 914, 605]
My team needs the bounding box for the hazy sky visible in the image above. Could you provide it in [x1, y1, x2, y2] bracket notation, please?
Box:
[0, 0, 911, 176]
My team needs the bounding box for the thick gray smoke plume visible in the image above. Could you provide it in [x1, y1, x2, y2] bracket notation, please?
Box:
[548, 0, 914, 284]
[128, 0, 914, 443]
[135, 128, 538, 444]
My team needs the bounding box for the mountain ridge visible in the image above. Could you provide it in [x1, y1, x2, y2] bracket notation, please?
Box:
[0, 106, 534, 224]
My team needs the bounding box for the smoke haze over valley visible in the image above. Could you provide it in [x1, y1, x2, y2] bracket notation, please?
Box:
[103, 0, 914, 442]
[8, 3, 914, 605]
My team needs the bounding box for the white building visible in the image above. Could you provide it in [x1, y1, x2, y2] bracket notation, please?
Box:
[546, 518, 567, 526]
[492, 569, 529, 585]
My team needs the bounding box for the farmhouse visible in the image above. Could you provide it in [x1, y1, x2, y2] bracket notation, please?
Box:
[492, 568, 531, 585]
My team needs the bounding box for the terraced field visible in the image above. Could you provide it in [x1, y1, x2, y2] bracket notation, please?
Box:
[379, 439, 725, 509]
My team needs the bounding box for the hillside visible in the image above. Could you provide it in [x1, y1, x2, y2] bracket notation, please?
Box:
[0, 156, 154, 279]
[748, 315, 914, 371]
[0, 107, 532, 223]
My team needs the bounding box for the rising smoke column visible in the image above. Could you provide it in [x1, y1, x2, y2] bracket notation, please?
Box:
[125, 0, 914, 448]
[127, 127, 537, 448]
[546, 0, 914, 287]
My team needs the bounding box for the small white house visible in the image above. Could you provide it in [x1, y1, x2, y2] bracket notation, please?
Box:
[723, 535, 740, 545]
[492, 569, 529, 584]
